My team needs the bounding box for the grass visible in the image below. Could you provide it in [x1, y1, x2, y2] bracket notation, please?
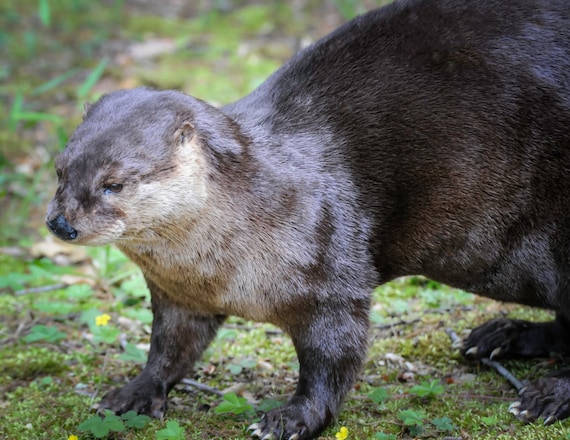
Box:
[1, 1, 570, 439]
[3, 247, 568, 439]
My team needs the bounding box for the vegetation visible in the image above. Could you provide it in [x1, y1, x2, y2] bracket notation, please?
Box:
[1, 1, 569, 439]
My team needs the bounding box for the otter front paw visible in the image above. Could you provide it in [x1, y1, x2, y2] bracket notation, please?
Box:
[248, 399, 325, 440]
[509, 375, 570, 424]
[95, 373, 168, 419]
[461, 318, 535, 360]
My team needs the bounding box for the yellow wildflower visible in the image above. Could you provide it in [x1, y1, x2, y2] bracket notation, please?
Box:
[68, 435, 78, 440]
[335, 426, 349, 440]
[95, 313, 111, 326]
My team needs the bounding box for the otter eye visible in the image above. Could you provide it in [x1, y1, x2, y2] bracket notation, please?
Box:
[103, 183, 123, 194]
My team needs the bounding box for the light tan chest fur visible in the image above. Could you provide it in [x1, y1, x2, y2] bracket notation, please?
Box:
[118, 208, 317, 323]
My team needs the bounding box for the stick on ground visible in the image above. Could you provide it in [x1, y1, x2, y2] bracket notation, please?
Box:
[180, 378, 224, 397]
[445, 327, 525, 393]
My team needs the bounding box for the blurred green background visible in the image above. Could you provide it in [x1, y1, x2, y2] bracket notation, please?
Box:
[0, 0, 388, 245]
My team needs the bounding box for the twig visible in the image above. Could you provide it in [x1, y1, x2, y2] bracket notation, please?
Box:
[445, 327, 525, 393]
[374, 306, 475, 333]
[373, 318, 421, 331]
[480, 358, 525, 393]
[179, 378, 224, 397]
[15, 283, 67, 296]
[444, 327, 461, 345]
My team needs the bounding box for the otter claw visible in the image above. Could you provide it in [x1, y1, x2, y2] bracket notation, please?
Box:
[248, 423, 260, 432]
[262, 434, 275, 440]
[508, 401, 521, 416]
[489, 347, 501, 359]
[289, 434, 300, 440]
[251, 429, 263, 438]
[465, 346, 478, 356]
[519, 410, 530, 420]
[544, 415, 556, 425]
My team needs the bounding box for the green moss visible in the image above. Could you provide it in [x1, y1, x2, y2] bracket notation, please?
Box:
[0, 346, 69, 381]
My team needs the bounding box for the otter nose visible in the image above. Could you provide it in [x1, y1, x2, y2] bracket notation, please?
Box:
[46, 214, 78, 241]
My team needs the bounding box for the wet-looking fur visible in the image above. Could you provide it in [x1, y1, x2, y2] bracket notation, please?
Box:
[47, 0, 570, 438]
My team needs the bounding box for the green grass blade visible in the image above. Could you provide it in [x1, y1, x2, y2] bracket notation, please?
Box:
[38, 0, 51, 27]
[32, 67, 81, 96]
[13, 112, 64, 124]
[77, 59, 109, 100]
[8, 92, 24, 131]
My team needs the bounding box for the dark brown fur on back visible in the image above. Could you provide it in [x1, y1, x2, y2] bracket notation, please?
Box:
[46, 0, 570, 438]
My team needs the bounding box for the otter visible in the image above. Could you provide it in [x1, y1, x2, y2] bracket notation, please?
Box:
[46, 0, 570, 438]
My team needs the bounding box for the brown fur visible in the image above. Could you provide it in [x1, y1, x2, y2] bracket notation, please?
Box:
[46, 0, 570, 438]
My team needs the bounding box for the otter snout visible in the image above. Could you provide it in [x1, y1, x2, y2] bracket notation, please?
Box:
[46, 214, 78, 241]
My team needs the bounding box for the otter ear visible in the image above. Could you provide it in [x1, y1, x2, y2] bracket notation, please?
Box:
[82, 102, 93, 119]
[175, 120, 195, 146]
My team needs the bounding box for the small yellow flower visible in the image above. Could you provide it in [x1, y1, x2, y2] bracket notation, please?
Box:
[95, 313, 111, 326]
[68, 435, 78, 440]
[335, 426, 349, 440]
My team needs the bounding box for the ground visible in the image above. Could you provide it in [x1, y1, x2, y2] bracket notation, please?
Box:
[1, 1, 569, 439]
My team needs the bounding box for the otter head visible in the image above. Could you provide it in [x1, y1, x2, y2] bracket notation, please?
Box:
[46, 87, 243, 246]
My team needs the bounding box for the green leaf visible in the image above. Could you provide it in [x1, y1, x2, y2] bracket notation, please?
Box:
[256, 398, 282, 413]
[120, 276, 150, 298]
[78, 412, 125, 438]
[156, 420, 186, 440]
[216, 328, 238, 341]
[121, 410, 151, 429]
[80, 308, 104, 327]
[368, 387, 390, 404]
[409, 380, 444, 398]
[239, 358, 257, 369]
[119, 343, 148, 364]
[432, 417, 455, 433]
[397, 409, 425, 426]
[63, 284, 93, 300]
[214, 392, 253, 415]
[226, 357, 257, 374]
[102, 415, 125, 433]
[28, 264, 57, 281]
[23, 325, 66, 343]
[370, 310, 385, 324]
[228, 363, 243, 375]
[35, 376, 54, 387]
[78, 416, 110, 438]
[32, 300, 75, 315]
[408, 423, 424, 436]
[0, 272, 31, 290]
[77, 59, 109, 100]
[124, 307, 153, 324]
[91, 325, 120, 344]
